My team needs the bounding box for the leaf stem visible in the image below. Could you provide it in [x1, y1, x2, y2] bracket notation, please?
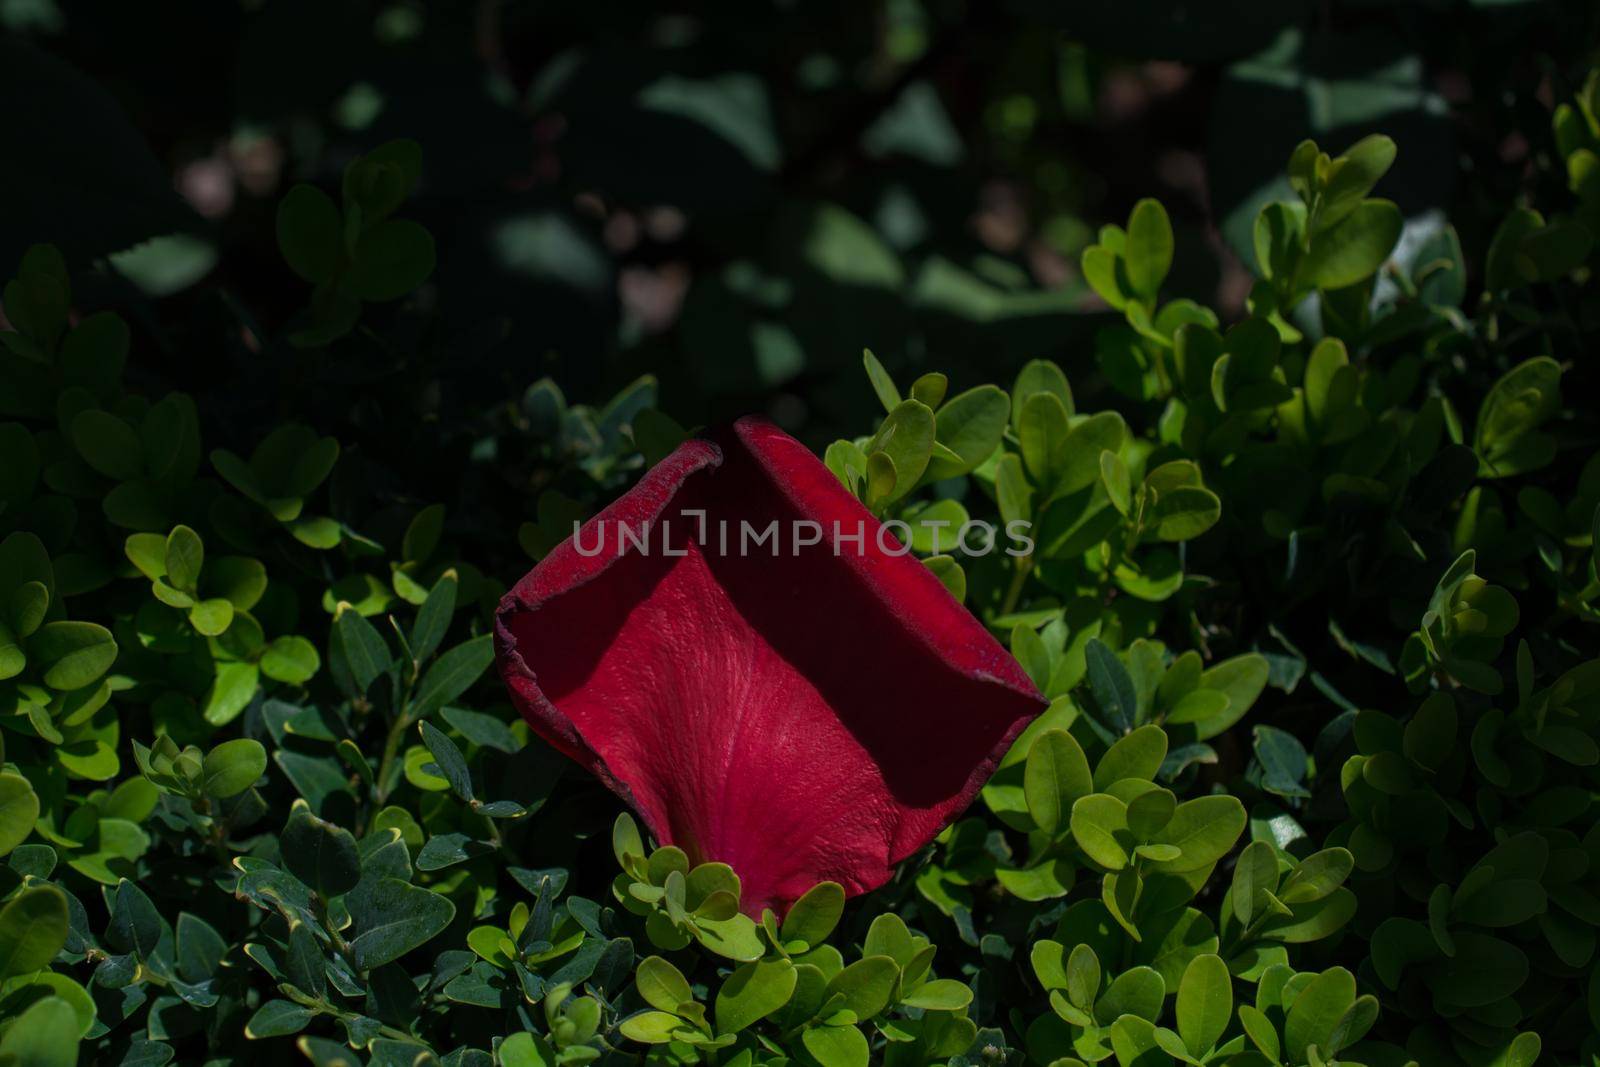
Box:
[1000, 554, 1033, 616]
[373, 712, 412, 811]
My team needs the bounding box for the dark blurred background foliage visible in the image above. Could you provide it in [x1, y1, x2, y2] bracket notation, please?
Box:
[2, 0, 1594, 459]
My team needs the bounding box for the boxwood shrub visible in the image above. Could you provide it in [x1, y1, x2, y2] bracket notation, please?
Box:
[0, 67, 1598, 1067]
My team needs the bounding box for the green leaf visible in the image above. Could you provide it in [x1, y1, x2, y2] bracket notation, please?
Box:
[1081, 244, 1127, 309]
[246, 998, 318, 1039]
[1025, 729, 1093, 836]
[1029, 939, 1068, 991]
[164, 524, 203, 594]
[1066, 944, 1100, 1009]
[1239, 1004, 1280, 1061]
[1126, 788, 1176, 840]
[613, 813, 645, 869]
[906, 498, 970, 555]
[1284, 967, 1356, 1055]
[1058, 412, 1128, 495]
[1011, 623, 1051, 691]
[176, 912, 226, 983]
[188, 598, 234, 637]
[1191, 654, 1270, 740]
[862, 913, 916, 966]
[823, 956, 898, 1019]
[410, 573, 458, 663]
[1151, 795, 1246, 873]
[442, 707, 518, 754]
[281, 803, 362, 898]
[0, 773, 41, 858]
[864, 451, 897, 510]
[1232, 841, 1279, 925]
[295, 518, 345, 555]
[0, 885, 68, 978]
[498, 1032, 557, 1067]
[410, 634, 494, 720]
[1300, 200, 1402, 290]
[1254, 724, 1309, 799]
[1011, 359, 1074, 431]
[334, 604, 392, 695]
[284, 920, 327, 1000]
[632, 408, 687, 469]
[802, 1024, 868, 1067]
[1125, 199, 1174, 298]
[1475, 356, 1561, 477]
[416, 832, 489, 872]
[866, 400, 935, 504]
[108, 879, 163, 960]
[824, 439, 868, 495]
[344, 139, 422, 220]
[1095, 965, 1164, 1025]
[201, 738, 267, 799]
[1518, 220, 1593, 281]
[70, 409, 143, 482]
[1317, 135, 1397, 231]
[862, 350, 900, 412]
[346, 877, 455, 971]
[31, 621, 117, 691]
[1452, 879, 1546, 928]
[1070, 793, 1130, 871]
[1176, 954, 1231, 1057]
[901, 978, 973, 1011]
[1085, 639, 1138, 735]
[1107, 1015, 1166, 1066]
[9, 581, 47, 640]
[782, 881, 845, 947]
[1147, 485, 1221, 542]
[347, 219, 436, 301]
[277, 185, 343, 284]
[0, 995, 80, 1067]
[929, 385, 1009, 477]
[716, 958, 798, 1034]
[904, 371, 945, 410]
[261, 635, 321, 684]
[0, 625, 23, 683]
[1423, 931, 1527, 1008]
[205, 556, 267, 610]
[1259, 888, 1357, 944]
[0, 535, 53, 609]
[1403, 693, 1456, 770]
[636, 955, 694, 1012]
[1101, 451, 1131, 516]
[1096, 727, 1169, 796]
[419, 722, 473, 802]
[695, 913, 765, 962]
[995, 452, 1033, 528]
[619, 1010, 687, 1044]
[204, 661, 260, 725]
[1279, 849, 1353, 905]
[1019, 392, 1070, 486]
[397, 505, 444, 567]
[284, 437, 340, 499]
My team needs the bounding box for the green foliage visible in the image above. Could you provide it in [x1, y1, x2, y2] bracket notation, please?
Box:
[0, 49, 1598, 1067]
[276, 140, 435, 346]
[820, 112, 1599, 1067]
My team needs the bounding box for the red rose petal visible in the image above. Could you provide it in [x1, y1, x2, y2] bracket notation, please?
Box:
[496, 417, 1043, 915]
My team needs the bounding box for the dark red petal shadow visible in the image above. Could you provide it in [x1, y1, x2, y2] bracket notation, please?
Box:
[495, 417, 1043, 915]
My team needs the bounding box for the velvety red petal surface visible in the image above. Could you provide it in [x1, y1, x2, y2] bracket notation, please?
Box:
[495, 417, 1043, 915]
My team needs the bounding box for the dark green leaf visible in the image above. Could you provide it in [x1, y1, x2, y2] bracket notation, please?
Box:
[281, 803, 362, 898]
